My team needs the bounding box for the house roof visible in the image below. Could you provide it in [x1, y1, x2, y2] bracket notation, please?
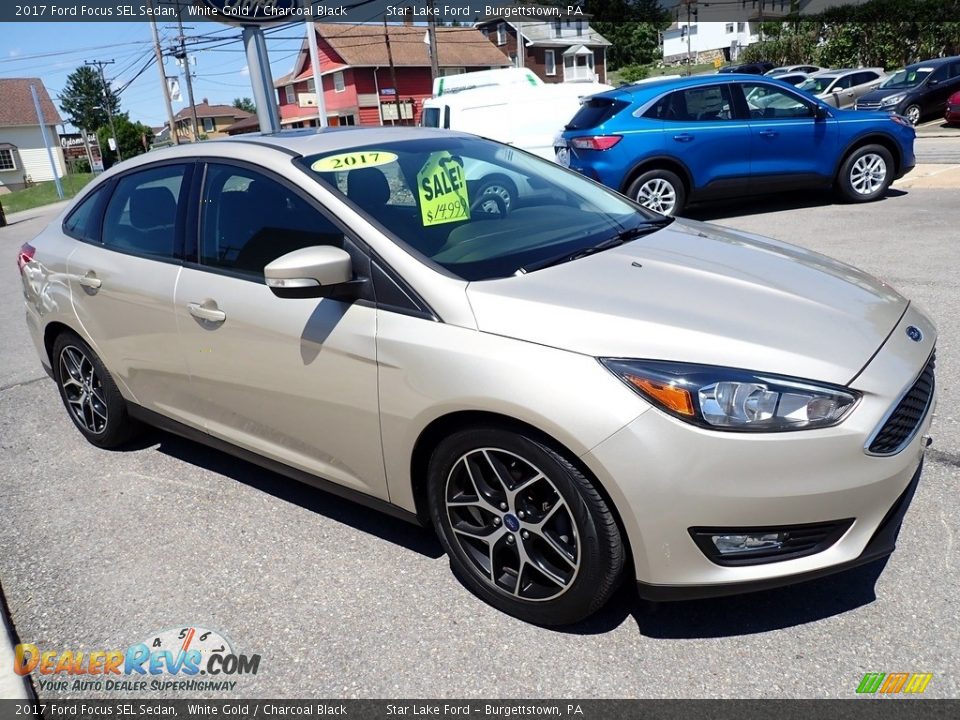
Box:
[0, 78, 63, 128]
[225, 115, 261, 135]
[173, 100, 252, 121]
[276, 23, 511, 86]
[476, 17, 610, 47]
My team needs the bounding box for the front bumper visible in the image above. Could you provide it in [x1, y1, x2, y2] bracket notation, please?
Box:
[581, 304, 936, 596]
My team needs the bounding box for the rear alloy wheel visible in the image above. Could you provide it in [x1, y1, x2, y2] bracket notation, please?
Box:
[626, 169, 686, 216]
[428, 427, 624, 625]
[52, 331, 139, 448]
[837, 144, 894, 203]
[903, 104, 921, 125]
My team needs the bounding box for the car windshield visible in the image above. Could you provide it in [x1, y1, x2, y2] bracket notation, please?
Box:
[881, 68, 932, 89]
[300, 136, 660, 281]
[798, 76, 836, 93]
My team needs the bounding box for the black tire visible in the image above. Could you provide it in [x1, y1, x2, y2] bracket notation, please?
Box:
[625, 168, 686, 216]
[836, 144, 894, 203]
[903, 104, 921, 126]
[51, 330, 139, 448]
[474, 175, 518, 215]
[427, 426, 624, 626]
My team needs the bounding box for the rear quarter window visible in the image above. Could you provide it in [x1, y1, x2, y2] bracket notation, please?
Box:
[565, 98, 628, 130]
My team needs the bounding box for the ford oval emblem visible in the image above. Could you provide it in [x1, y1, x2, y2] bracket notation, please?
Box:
[906, 326, 923, 343]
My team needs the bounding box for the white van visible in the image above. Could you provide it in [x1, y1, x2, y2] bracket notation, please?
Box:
[421, 77, 612, 212]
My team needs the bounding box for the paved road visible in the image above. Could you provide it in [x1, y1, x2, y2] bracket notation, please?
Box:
[0, 192, 957, 699]
[914, 135, 960, 164]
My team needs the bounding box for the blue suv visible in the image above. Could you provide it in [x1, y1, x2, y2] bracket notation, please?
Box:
[557, 75, 916, 216]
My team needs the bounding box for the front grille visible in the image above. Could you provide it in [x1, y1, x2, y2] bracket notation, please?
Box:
[857, 101, 882, 111]
[868, 352, 936, 455]
[689, 519, 854, 567]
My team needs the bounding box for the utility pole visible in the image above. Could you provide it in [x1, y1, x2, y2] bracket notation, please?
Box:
[383, 19, 402, 125]
[426, 0, 440, 81]
[684, 1, 699, 76]
[174, 15, 201, 141]
[148, 0, 179, 144]
[85, 59, 121, 161]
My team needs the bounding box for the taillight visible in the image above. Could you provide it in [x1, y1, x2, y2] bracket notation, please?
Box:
[570, 136, 623, 151]
[17, 243, 35, 274]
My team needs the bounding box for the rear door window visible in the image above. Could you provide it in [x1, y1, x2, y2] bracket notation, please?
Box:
[646, 86, 734, 122]
[101, 164, 189, 259]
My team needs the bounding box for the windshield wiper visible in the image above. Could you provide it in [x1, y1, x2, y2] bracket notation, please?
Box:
[516, 217, 673, 275]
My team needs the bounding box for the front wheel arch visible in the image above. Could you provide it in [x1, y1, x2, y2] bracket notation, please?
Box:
[409, 410, 635, 574]
[835, 134, 902, 180]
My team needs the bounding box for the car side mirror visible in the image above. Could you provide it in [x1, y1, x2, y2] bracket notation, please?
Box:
[264, 245, 361, 300]
[814, 105, 829, 120]
[928, 78, 939, 86]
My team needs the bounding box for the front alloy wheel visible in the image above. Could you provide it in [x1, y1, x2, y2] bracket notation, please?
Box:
[428, 427, 624, 625]
[903, 104, 921, 125]
[837, 144, 894, 203]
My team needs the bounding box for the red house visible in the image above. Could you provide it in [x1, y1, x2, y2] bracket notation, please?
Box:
[274, 23, 511, 128]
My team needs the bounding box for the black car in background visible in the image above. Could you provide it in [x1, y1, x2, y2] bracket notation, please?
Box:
[718, 61, 775, 74]
[856, 55, 960, 124]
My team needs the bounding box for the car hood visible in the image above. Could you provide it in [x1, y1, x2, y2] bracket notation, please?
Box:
[859, 86, 920, 102]
[466, 219, 908, 386]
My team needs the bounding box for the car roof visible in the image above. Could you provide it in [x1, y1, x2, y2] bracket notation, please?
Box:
[906, 55, 960, 69]
[137, 126, 478, 163]
[601, 73, 787, 101]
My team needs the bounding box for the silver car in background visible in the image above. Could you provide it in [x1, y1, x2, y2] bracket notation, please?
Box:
[798, 68, 887, 108]
[18, 128, 936, 625]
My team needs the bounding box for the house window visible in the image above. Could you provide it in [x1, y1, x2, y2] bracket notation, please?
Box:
[339, 114, 356, 126]
[497, 23, 506, 46]
[202, 117, 215, 133]
[0, 147, 16, 171]
[439, 67, 466, 76]
[576, 20, 583, 36]
[726, 23, 734, 33]
[307, 78, 315, 92]
[545, 49, 556, 76]
[333, 71, 345, 93]
[738, 22, 746, 32]
[553, 20, 562, 38]
[284, 85, 295, 104]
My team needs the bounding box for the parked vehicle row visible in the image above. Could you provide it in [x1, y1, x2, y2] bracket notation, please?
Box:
[556, 74, 915, 216]
[856, 55, 960, 125]
[947, 90, 960, 124]
[797, 68, 886, 109]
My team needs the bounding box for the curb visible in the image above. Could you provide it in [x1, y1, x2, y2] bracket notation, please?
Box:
[0, 582, 32, 700]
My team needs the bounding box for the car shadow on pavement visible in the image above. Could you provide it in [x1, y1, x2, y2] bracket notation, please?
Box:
[683, 189, 907, 223]
[145, 429, 445, 560]
[555, 559, 888, 638]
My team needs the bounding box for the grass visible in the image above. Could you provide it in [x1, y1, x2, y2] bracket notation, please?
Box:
[0, 173, 94, 215]
[607, 62, 718, 86]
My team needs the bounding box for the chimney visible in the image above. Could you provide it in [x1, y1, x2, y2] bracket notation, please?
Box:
[202, 97, 208, 105]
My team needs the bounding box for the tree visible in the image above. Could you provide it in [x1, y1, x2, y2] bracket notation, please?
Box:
[59, 65, 120, 134]
[233, 97, 256, 114]
[589, 1, 671, 69]
[96, 113, 153, 167]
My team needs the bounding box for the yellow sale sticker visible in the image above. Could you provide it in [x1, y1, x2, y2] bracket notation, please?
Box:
[310, 151, 398, 172]
[416, 152, 470, 227]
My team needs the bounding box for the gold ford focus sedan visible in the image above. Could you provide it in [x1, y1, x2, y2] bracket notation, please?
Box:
[18, 128, 936, 625]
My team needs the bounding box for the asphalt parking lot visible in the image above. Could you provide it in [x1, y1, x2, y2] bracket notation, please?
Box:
[1, 178, 958, 699]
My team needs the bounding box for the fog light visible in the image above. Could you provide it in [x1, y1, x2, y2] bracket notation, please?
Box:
[712, 532, 786, 555]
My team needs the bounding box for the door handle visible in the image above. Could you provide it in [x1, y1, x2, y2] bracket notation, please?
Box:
[187, 301, 226, 323]
[672, 133, 694, 142]
[758, 129, 778, 138]
[77, 272, 101, 289]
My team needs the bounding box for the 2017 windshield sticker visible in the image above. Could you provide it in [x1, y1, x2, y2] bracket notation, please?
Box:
[417, 152, 470, 227]
[311, 151, 397, 172]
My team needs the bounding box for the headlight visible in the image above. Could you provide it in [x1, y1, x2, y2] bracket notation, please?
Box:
[880, 93, 906, 107]
[600, 360, 860, 432]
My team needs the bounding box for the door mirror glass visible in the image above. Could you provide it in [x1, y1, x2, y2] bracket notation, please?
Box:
[264, 246, 355, 299]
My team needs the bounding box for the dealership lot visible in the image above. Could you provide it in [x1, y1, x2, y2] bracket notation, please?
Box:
[1, 181, 958, 698]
